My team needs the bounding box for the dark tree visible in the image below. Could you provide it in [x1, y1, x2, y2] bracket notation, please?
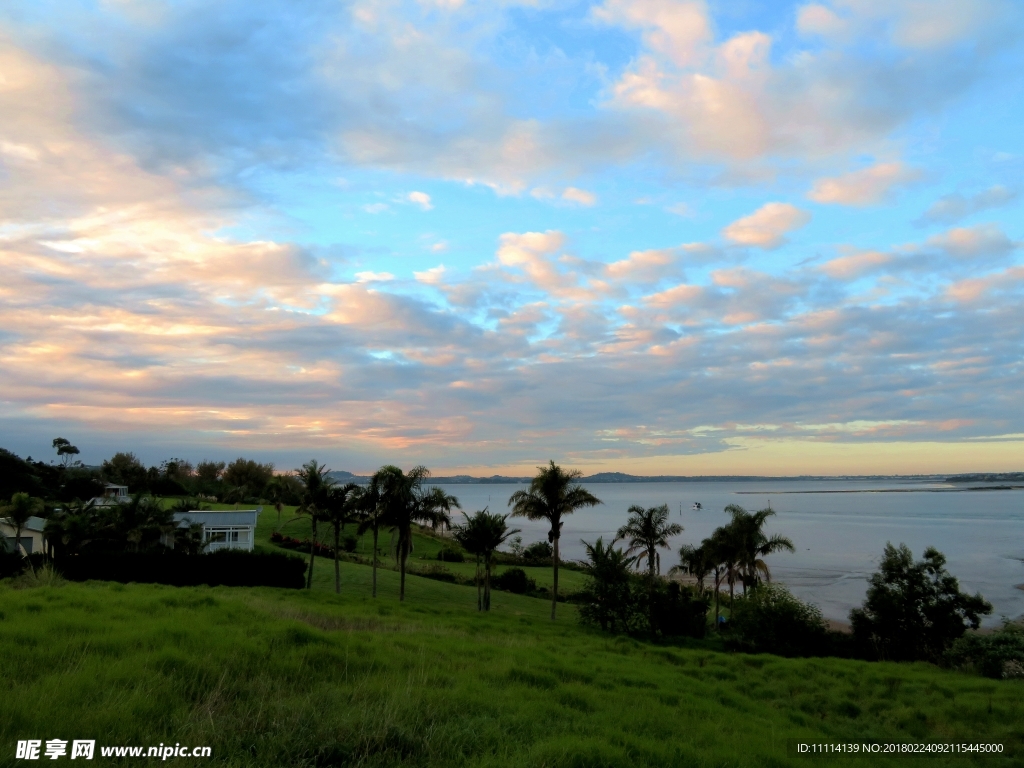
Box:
[850, 543, 992, 662]
[509, 461, 601, 620]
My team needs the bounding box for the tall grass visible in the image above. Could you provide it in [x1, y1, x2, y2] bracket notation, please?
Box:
[2, 564, 1022, 767]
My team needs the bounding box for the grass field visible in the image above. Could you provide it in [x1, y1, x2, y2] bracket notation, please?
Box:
[2, 552, 1024, 767]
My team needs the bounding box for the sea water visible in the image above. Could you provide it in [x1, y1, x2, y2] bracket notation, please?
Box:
[435, 480, 1024, 625]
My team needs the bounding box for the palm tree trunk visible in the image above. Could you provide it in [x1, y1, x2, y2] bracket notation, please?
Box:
[371, 526, 379, 598]
[333, 524, 341, 594]
[476, 554, 482, 611]
[714, 567, 722, 631]
[399, 530, 408, 601]
[484, 554, 492, 611]
[551, 531, 559, 621]
[306, 518, 317, 590]
[649, 549, 656, 635]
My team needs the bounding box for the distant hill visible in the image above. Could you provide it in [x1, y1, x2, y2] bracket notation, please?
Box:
[325, 470, 975, 485]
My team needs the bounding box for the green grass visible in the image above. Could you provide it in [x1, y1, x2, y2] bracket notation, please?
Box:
[2, 558, 1023, 767]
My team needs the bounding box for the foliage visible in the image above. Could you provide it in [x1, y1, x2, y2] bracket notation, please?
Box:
[372, 465, 459, 602]
[0, 546, 26, 579]
[850, 543, 992, 662]
[616, 504, 682, 579]
[577, 537, 640, 633]
[491, 567, 536, 595]
[436, 546, 465, 563]
[946, 621, 1024, 679]
[101, 452, 148, 491]
[521, 540, 553, 563]
[223, 458, 275, 498]
[648, 581, 709, 639]
[509, 461, 601, 620]
[56, 550, 307, 588]
[195, 460, 226, 488]
[293, 460, 335, 590]
[45, 494, 174, 558]
[724, 583, 831, 657]
[451, 509, 519, 610]
[51, 438, 80, 468]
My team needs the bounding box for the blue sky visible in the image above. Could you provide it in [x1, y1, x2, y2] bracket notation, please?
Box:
[1, 0, 1022, 474]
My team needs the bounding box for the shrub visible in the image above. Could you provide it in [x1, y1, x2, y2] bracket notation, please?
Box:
[418, 564, 459, 583]
[523, 540, 553, 562]
[492, 567, 536, 594]
[724, 583, 829, 656]
[341, 534, 359, 553]
[650, 581, 709, 639]
[946, 623, 1024, 679]
[0, 546, 26, 579]
[57, 550, 306, 589]
[850, 543, 992, 662]
[436, 546, 465, 563]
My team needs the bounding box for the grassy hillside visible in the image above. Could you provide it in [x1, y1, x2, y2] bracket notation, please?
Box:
[2, 561, 1023, 767]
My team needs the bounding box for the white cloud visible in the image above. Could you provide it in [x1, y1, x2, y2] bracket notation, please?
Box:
[666, 202, 692, 216]
[355, 270, 395, 282]
[722, 203, 810, 249]
[407, 191, 433, 210]
[925, 224, 1017, 258]
[808, 162, 920, 206]
[561, 187, 598, 206]
[819, 250, 891, 279]
[363, 202, 390, 214]
[414, 264, 446, 283]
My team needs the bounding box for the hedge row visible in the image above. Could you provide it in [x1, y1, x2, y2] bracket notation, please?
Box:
[57, 550, 306, 589]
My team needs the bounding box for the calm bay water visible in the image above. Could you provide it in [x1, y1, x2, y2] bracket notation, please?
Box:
[435, 480, 1024, 625]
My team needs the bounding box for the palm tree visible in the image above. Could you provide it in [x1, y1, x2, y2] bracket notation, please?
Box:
[324, 483, 362, 595]
[2, 493, 43, 562]
[671, 543, 713, 596]
[355, 481, 385, 598]
[373, 465, 459, 601]
[453, 509, 520, 611]
[616, 504, 682, 632]
[724, 504, 795, 593]
[579, 537, 637, 632]
[263, 476, 289, 527]
[509, 461, 602, 620]
[293, 460, 335, 590]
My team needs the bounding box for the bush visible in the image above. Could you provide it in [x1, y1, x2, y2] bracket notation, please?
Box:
[523, 540, 553, 562]
[492, 567, 536, 594]
[57, 550, 306, 589]
[651, 581, 709, 639]
[0, 546, 26, 579]
[850, 543, 992, 662]
[436, 546, 465, 563]
[341, 534, 359, 553]
[946, 623, 1024, 678]
[724, 583, 830, 656]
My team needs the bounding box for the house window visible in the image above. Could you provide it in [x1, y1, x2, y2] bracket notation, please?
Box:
[205, 528, 240, 543]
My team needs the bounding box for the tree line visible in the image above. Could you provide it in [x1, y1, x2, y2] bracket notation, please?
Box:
[3, 445, 1017, 675]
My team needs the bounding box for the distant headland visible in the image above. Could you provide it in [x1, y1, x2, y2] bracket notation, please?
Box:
[327, 470, 1024, 485]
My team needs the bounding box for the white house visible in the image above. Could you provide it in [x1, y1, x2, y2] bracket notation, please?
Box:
[1, 515, 46, 556]
[89, 484, 130, 507]
[172, 509, 261, 552]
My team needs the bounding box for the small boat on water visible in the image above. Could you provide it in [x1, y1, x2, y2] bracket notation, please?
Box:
[692, 502, 703, 511]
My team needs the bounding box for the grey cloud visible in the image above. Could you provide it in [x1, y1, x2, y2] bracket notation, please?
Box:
[917, 186, 1019, 225]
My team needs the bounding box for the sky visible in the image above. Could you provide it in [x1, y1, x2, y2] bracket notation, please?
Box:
[1, 0, 1023, 476]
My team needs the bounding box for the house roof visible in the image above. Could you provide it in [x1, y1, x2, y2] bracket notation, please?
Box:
[172, 510, 261, 527]
[1, 515, 46, 533]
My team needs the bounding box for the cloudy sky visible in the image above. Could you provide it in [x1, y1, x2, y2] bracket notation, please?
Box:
[1, 0, 1023, 475]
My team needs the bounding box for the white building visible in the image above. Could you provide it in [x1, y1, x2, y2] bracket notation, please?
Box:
[172, 509, 261, 552]
[89, 484, 129, 507]
[1, 515, 46, 556]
